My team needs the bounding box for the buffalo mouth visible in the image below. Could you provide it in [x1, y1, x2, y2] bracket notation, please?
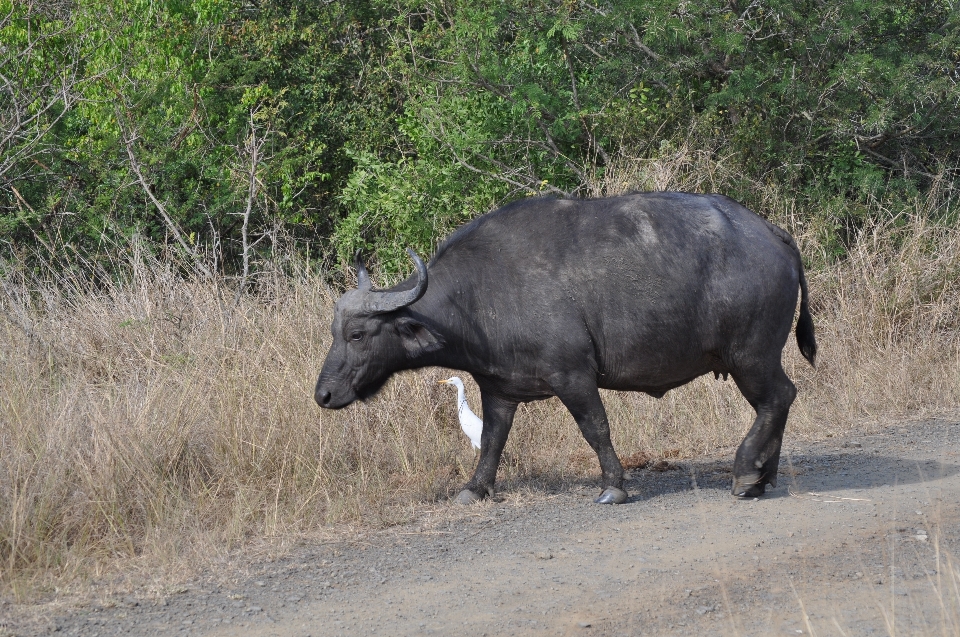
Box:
[314, 381, 357, 409]
[314, 377, 389, 409]
[316, 392, 352, 409]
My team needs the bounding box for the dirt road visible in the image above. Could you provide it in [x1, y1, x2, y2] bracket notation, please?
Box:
[10, 417, 960, 636]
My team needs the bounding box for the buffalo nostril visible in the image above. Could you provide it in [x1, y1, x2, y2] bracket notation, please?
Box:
[320, 391, 332, 406]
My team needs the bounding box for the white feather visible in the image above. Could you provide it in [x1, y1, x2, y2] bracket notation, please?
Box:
[438, 377, 483, 449]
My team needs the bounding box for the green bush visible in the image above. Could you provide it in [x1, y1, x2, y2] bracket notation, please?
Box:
[1, 0, 957, 274]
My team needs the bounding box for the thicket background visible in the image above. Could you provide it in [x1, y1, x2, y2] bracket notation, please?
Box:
[3, 0, 960, 594]
[4, 0, 959, 273]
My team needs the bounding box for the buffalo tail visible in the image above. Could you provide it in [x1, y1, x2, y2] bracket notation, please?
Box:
[796, 266, 817, 367]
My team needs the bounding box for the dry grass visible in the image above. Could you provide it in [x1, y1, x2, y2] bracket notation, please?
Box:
[1, 180, 959, 597]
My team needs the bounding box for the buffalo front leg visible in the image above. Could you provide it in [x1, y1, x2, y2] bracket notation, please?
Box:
[456, 392, 518, 504]
[731, 365, 797, 498]
[551, 375, 627, 504]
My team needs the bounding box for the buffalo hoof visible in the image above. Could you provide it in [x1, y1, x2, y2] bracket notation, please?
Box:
[732, 475, 767, 498]
[594, 487, 628, 505]
[454, 489, 483, 505]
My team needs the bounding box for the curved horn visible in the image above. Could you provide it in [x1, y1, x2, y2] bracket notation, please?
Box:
[360, 248, 428, 314]
[355, 250, 371, 291]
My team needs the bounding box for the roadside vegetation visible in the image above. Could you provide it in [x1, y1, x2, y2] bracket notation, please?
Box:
[1, 0, 959, 597]
[2, 178, 959, 596]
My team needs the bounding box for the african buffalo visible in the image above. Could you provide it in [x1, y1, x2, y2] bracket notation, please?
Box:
[315, 192, 816, 504]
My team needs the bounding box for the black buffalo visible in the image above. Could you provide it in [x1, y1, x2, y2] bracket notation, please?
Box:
[315, 192, 816, 504]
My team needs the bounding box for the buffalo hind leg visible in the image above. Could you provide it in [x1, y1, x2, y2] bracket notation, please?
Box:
[456, 392, 518, 504]
[731, 365, 797, 497]
[551, 375, 627, 504]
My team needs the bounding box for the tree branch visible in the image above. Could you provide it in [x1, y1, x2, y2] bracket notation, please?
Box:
[236, 107, 269, 301]
[119, 117, 212, 279]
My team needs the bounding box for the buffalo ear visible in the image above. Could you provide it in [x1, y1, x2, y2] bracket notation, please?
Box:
[395, 317, 444, 357]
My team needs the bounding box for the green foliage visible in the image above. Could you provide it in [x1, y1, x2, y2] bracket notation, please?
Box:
[1, 0, 398, 270]
[336, 147, 503, 272]
[1, 0, 958, 273]
[337, 0, 960, 268]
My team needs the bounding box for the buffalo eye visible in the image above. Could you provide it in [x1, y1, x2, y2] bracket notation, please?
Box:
[349, 331, 364, 342]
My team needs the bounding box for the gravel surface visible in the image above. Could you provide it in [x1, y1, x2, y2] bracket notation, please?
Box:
[4, 417, 960, 636]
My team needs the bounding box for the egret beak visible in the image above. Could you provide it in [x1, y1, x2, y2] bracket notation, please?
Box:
[437, 379, 449, 385]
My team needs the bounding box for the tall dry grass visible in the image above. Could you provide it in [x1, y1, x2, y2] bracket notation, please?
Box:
[0, 246, 477, 594]
[1, 175, 959, 595]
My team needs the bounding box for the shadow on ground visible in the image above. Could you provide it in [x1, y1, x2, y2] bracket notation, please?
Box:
[457, 421, 960, 506]
[621, 452, 960, 502]
[493, 451, 960, 504]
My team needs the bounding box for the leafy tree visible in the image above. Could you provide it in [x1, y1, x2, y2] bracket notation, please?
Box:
[1, 0, 957, 273]
[0, 0, 90, 247]
[2, 0, 402, 273]
[339, 0, 960, 267]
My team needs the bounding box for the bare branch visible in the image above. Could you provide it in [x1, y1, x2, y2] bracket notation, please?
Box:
[119, 115, 212, 279]
[627, 23, 661, 62]
[9, 184, 54, 254]
[236, 107, 269, 301]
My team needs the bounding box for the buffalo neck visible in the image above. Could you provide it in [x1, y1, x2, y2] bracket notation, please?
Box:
[398, 266, 492, 376]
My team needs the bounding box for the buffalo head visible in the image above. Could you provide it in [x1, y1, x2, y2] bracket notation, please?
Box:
[314, 249, 443, 408]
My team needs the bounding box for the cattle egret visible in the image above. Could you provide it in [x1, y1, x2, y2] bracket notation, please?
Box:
[438, 377, 482, 449]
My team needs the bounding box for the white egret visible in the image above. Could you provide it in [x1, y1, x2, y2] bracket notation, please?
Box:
[438, 377, 483, 449]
